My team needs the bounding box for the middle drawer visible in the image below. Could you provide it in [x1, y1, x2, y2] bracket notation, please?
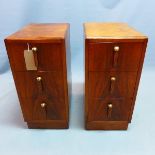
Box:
[88, 71, 137, 99]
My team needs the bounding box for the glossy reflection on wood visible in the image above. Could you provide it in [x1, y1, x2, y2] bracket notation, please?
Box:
[5, 23, 71, 129]
[84, 22, 148, 130]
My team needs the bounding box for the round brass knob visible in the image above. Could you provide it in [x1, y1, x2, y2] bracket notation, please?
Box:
[32, 47, 37, 51]
[36, 76, 42, 81]
[111, 77, 116, 81]
[114, 46, 119, 52]
[108, 104, 113, 108]
[41, 103, 46, 108]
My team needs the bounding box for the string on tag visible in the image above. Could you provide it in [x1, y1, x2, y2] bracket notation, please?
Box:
[27, 43, 30, 51]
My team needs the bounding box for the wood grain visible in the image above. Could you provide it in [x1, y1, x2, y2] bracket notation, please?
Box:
[5, 42, 63, 71]
[84, 22, 148, 130]
[88, 42, 143, 71]
[84, 23, 147, 40]
[5, 23, 71, 129]
[5, 23, 69, 42]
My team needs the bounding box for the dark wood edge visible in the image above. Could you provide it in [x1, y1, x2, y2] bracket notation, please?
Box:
[4, 40, 29, 121]
[61, 25, 71, 126]
[4, 38, 64, 43]
[85, 38, 89, 126]
[85, 38, 147, 43]
[86, 121, 128, 130]
[27, 120, 69, 129]
[128, 39, 148, 122]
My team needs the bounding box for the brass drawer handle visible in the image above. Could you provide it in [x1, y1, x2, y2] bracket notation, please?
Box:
[114, 46, 119, 52]
[111, 77, 116, 81]
[113, 46, 119, 67]
[36, 76, 42, 81]
[32, 47, 37, 51]
[107, 103, 113, 118]
[36, 76, 43, 92]
[41, 102, 46, 108]
[32, 47, 38, 68]
[110, 76, 116, 93]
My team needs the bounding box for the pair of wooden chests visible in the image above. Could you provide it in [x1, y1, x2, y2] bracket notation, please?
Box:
[5, 23, 148, 130]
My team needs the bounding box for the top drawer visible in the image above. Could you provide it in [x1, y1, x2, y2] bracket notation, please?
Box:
[7, 42, 63, 71]
[88, 42, 143, 71]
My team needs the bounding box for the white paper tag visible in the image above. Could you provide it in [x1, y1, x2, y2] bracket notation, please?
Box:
[24, 50, 37, 70]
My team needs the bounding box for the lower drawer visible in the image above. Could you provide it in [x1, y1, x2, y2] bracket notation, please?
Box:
[87, 97, 132, 122]
[19, 96, 66, 122]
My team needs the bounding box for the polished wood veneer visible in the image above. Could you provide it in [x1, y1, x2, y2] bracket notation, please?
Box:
[5, 23, 71, 129]
[84, 23, 148, 130]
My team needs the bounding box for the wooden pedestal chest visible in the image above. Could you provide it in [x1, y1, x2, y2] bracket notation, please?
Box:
[5, 23, 71, 129]
[84, 23, 148, 130]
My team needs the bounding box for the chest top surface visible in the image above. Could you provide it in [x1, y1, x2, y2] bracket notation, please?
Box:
[84, 23, 147, 40]
[5, 23, 69, 41]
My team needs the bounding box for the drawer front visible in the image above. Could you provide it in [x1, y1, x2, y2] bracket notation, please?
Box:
[88, 98, 132, 121]
[19, 96, 66, 121]
[88, 42, 143, 71]
[8, 42, 62, 71]
[88, 72, 137, 99]
[14, 71, 66, 121]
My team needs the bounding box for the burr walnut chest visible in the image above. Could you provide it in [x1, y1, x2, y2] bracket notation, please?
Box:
[84, 23, 148, 130]
[5, 23, 71, 129]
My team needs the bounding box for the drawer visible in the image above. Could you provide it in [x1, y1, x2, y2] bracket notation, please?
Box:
[19, 96, 66, 121]
[14, 71, 66, 121]
[8, 42, 62, 71]
[88, 72, 137, 99]
[88, 42, 143, 71]
[14, 71, 65, 98]
[88, 97, 132, 122]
